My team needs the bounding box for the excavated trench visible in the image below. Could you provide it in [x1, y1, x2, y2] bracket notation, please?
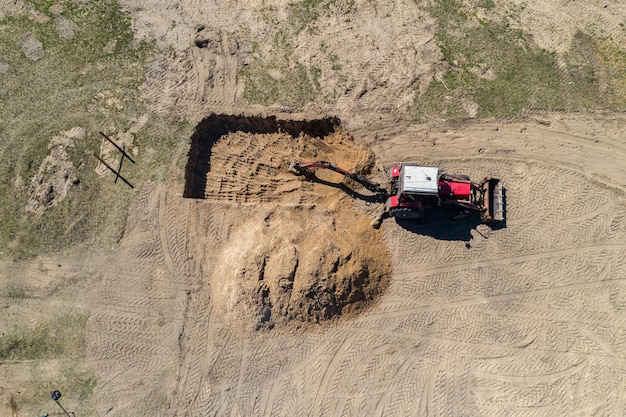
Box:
[185, 114, 391, 332]
[183, 114, 339, 199]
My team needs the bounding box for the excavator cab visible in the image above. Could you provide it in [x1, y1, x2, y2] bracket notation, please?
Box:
[386, 165, 440, 219]
[387, 164, 505, 223]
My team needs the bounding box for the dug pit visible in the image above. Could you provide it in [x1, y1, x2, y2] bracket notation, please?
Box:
[186, 114, 391, 332]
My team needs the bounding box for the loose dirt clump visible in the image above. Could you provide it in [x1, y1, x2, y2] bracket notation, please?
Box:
[194, 117, 391, 333]
[55, 16, 79, 40]
[26, 127, 83, 215]
[21, 32, 43, 62]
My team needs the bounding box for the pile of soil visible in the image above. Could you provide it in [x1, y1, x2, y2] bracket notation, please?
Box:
[204, 128, 391, 332]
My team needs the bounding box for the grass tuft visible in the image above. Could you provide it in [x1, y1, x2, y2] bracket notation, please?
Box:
[0, 313, 88, 360]
[0, 0, 192, 260]
[414, 0, 626, 121]
[240, 5, 319, 107]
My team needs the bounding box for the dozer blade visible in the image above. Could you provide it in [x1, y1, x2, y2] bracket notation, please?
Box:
[483, 178, 505, 222]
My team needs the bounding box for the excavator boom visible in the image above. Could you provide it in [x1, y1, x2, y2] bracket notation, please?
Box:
[289, 160, 387, 194]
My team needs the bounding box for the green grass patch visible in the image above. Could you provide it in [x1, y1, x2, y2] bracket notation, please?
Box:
[29, 0, 58, 15]
[13, 364, 98, 417]
[0, 313, 88, 360]
[240, 7, 318, 107]
[2, 283, 33, 299]
[36, 368, 97, 411]
[597, 37, 626, 108]
[415, 0, 626, 121]
[240, 0, 361, 107]
[241, 61, 316, 107]
[0, 0, 189, 260]
[288, 0, 327, 32]
[287, 0, 345, 33]
[63, 0, 136, 52]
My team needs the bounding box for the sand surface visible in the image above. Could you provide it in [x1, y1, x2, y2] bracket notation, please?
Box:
[2, 0, 626, 416]
[77, 111, 626, 416]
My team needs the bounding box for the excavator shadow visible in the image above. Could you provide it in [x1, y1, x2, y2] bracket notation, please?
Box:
[392, 188, 507, 243]
[395, 216, 479, 242]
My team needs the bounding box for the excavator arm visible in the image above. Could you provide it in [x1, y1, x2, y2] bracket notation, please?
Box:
[289, 160, 387, 195]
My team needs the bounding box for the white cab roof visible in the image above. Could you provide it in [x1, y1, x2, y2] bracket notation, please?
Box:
[402, 166, 439, 194]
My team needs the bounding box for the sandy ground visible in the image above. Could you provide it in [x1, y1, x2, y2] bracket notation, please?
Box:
[3, 0, 626, 416]
[72, 111, 626, 417]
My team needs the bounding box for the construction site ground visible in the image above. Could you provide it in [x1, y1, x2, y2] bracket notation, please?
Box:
[4, 113, 626, 416]
[2, 0, 626, 416]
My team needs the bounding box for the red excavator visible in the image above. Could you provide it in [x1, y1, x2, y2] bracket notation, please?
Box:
[289, 160, 504, 224]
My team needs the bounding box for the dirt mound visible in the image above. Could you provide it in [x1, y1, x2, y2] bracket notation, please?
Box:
[192, 116, 391, 332]
[212, 205, 390, 332]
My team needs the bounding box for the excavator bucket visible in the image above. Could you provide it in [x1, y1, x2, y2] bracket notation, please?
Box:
[288, 160, 303, 174]
[482, 178, 505, 222]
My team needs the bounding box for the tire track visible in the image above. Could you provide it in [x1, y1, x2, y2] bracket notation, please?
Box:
[159, 185, 185, 278]
[330, 343, 389, 417]
[260, 338, 331, 417]
[361, 275, 626, 324]
[340, 325, 626, 368]
[230, 339, 250, 417]
[470, 356, 611, 413]
[371, 356, 416, 417]
[389, 248, 622, 304]
[86, 108, 626, 416]
[312, 338, 353, 417]
[163, 195, 192, 273]
[392, 243, 626, 280]
[88, 180, 202, 417]
[171, 290, 208, 417]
